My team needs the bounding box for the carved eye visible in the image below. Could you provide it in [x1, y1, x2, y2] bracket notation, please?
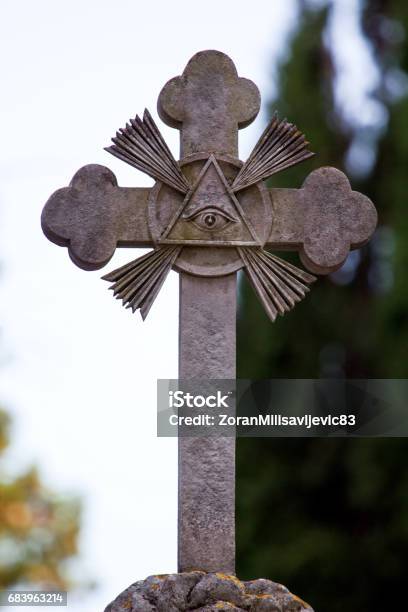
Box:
[185, 207, 237, 231]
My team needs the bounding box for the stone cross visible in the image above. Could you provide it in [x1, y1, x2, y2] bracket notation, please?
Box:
[41, 51, 377, 578]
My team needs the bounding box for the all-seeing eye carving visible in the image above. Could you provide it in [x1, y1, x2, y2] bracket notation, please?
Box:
[185, 207, 237, 231]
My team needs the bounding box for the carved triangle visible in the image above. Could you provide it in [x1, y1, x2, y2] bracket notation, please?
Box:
[160, 155, 260, 246]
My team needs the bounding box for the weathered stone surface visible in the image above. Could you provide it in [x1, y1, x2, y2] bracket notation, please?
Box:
[268, 167, 378, 274]
[41, 164, 151, 270]
[104, 582, 155, 612]
[194, 604, 242, 611]
[42, 162, 376, 276]
[188, 573, 245, 608]
[104, 573, 314, 612]
[158, 50, 260, 158]
[178, 274, 236, 574]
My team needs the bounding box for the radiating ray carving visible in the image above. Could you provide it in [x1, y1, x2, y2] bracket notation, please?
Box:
[232, 113, 315, 192]
[238, 247, 316, 322]
[102, 246, 181, 319]
[105, 109, 190, 194]
[102, 107, 316, 321]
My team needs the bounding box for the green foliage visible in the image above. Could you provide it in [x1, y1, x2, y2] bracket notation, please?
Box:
[0, 409, 80, 589]
[237, 1, 408, 609]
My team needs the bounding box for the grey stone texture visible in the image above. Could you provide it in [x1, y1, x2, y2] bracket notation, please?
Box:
[178, 274, 236, 574]
[158, 50, 261, 159]
[104, 572, 314, 612]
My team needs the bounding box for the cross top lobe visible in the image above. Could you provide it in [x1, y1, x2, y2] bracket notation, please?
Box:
[41, 50, 377, 321]
[158, 50, 261, 158]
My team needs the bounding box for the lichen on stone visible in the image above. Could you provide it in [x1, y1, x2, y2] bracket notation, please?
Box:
[104, 572, 314, 612]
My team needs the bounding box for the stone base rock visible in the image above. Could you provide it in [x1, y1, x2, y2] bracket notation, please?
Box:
[104, 572, 314, 612]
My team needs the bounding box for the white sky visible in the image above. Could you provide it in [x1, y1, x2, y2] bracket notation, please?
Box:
[0, 1, 300, 610]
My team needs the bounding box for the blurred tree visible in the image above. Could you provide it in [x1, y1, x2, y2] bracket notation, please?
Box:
[237, 1, 408, 610]
[0, 408, 80, 589]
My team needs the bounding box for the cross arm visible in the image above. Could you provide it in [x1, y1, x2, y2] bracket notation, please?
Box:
[266, 167, 378, 274]
[41, 164, 153, 271]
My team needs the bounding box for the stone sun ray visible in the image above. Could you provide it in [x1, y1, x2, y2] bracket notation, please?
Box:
[105, 109, 190, 195]
[102, 245, 182, 319]
[232, 112, 315, 192]
[238, 247, 316, 322]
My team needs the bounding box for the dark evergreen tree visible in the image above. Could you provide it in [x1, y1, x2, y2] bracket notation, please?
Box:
[237, 2, 408, 609]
